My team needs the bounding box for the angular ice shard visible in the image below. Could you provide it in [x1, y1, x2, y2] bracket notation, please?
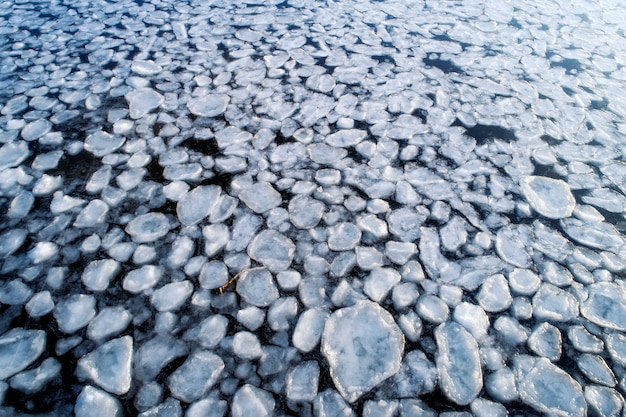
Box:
[239, 182, 282, 214]
[77, 336, 133, 395]
[581, 282, 626, 332]
[0, 228, 28, 259]
[231, 384, 275, 417]
[84, 131, 125, 157]
[435, 322, 482, 405]
[364, 268, 401, 303]
[520, 176, 575, 219]
[187, 94, 230, 117]
[75, 386, 122, 417]
[177, 185, 221, 226]
[321, 301, 404, 403]
[125, 213, 171, 243]
[167, 351, 224, 403]
[514, 355, 586, 417]
[247, 230, 295, 272]
[125, 88, 164, 119]
[0, 328, 46, 379]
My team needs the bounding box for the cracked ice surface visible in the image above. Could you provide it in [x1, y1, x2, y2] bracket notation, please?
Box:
[1, 0, 626, 415]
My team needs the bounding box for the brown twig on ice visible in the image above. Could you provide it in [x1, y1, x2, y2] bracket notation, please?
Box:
[217, 266, 266, 294]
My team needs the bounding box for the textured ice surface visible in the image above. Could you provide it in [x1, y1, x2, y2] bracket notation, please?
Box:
[75, 386, 122, 417]
[322, 301, 404, 403]
[581, 282, 626, 331]
[186, 94, 230, 117]
[231, 384, 275, 417]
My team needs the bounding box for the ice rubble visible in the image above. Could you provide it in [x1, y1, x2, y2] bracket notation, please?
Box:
[1, 0, 626, 415]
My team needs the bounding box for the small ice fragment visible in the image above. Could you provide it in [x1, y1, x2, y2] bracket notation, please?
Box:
[328, 222, 362, 251]
[122, 265, 163, 294]
[232, 331, 263, 360]
[581, 282, 626, 331]
[247, 230, 295, 272]
[286, 360, 320, 402]
[177, 185, 221, 226]
[28, 242, 58, 264]
[236, 268, 279, 307]
[10, 357, 61, 394]
[25, 291, 54, 318]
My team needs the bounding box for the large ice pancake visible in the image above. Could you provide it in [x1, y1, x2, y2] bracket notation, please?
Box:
[321, 301, 404, 403]
[520, 176, 575, 219]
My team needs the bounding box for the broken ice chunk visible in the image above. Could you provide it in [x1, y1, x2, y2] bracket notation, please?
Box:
[87, 306, 132, 341]
[453, 302, 490, 342]
[314, 389, 356, 417]
[21, 119, 51, 142]
[0, 328, 46, 380]
[150, 281, 193, 312]
[435, 322, 482, 405]
[177, 185, 221, 226]
[125, 212, 171, 243]
[54, 294, 96, 333]
[167, 351, 224, 403]
[321, 301, 404, 403]
[131, 60, 162, 76]
[508, 268, 541, 296]
[581, 282, 626, 332]
[239, 182, 282, 213]
[532, 283, 579, 322]
[84, 131, 125, 157]
[416, 295, 450, 324]
[187, 94, 230, 117]
[0, 228, 28, 259]
[125, 88, 164, 119]
[75, 386, 122, 417]
[81, 259, 121, 292]
[10, 357, 61, 394]
[363, 267, 401, 303]
[288, 195, 324, 229]
[514, 355, 586, 417]
[325, 129, 367, 147]
[0, 141, 30, 171]
[236, 268, 279, 307]
[247, 230, 295, 272]
[231, 384, 275, 417]
[577, 353, 616, 386]
[123, 265, 163, 294]
[286, 360, 320, 402]
[520, 176, 575, 219]
[528, 323, 562, 361]
[77, 336, 133, 395]
[328, 222, 362, 251]
[476, 274, 512, 313]
[25, 291, 54, 318]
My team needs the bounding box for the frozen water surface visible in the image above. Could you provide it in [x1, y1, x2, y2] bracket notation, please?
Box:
[1, 0, 626, 415]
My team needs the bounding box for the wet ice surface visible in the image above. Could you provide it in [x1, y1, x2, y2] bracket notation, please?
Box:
[1, 0, 626, 416]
